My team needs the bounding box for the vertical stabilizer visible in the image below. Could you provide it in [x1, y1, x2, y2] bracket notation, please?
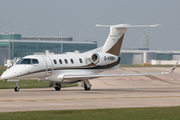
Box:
[102, 26, 127, 56]
[96, 24, 161, 56]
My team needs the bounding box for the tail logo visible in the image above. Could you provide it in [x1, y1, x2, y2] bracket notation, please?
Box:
[106, 34, 125, 56]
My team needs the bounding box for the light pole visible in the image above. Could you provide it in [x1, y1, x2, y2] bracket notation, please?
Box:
[60, 26, 64, 54]
[8, 30, 11, 60]
[24, 30, 28, 36]
[85, 34, 89, 41]
[143, 33, 148, 49]
[144, 33, 146, 48]
[139, 31, 142, 48]
[12, 23, 16, 32]
[12, 23, 16, 51]
[77, 30, 81, 42]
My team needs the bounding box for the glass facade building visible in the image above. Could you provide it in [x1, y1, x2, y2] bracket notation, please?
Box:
[157, 54, 172, 60]
[0, 34, 21, 40]
[21, 36, 73, 41]
[0, 40, 97, 57]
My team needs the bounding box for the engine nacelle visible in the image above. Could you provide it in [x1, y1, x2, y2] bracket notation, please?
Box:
[90, 52, 118, 65]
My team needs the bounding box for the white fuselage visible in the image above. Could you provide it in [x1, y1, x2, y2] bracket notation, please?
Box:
[1, 52, 119, 83]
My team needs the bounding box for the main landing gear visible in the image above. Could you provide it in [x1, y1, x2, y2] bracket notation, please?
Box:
[14, 81, 19, 92]
[83, 79, 91, 91]
[54, 83, 61, 91]
[49, 82, 61, 91]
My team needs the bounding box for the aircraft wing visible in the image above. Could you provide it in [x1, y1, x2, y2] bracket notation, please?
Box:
[64, 62, 178, 80]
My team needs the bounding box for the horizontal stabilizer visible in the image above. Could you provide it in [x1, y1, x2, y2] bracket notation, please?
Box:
[96, 24, 161, 28]
[114, 24, 161, 29]
[95, 24, 111, 28]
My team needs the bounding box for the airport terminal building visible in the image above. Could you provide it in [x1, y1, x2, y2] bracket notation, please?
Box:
[120, 49, 180, 65]
[0, 33, 97, 65]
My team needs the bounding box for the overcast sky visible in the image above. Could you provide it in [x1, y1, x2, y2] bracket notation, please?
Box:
[1, 0, 180, 50]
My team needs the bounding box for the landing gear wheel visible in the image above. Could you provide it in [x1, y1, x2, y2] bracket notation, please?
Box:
[84, 84, 91, 91]
[55, 83, 61, 91]
[14, 81, 19, 92]
[14, 86, 19, 92]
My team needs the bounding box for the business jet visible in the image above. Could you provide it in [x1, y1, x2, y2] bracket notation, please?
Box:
[1, 24, 178, 92]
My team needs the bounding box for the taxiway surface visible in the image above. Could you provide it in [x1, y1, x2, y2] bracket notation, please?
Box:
[0, 67, 180, 112]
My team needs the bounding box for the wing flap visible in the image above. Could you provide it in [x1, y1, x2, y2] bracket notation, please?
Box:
[64, 62, 178, 79]
[64, 72, 167, 79]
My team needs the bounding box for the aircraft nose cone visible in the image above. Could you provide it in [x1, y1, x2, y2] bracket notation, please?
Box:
[1, 72, 8, 80]
[1, 73, 5, 79]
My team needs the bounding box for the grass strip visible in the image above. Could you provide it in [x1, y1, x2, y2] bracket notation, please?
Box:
[0, 107, 180, 120]
[0, 66, 6, 76]
[0, 79, 77, 89]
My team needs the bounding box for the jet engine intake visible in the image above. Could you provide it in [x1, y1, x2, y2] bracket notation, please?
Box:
[91, 53, 100, 64]
[90, 52, 118, 66]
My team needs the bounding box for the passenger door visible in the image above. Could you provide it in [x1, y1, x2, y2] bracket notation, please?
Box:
[42, 56, 53, 76]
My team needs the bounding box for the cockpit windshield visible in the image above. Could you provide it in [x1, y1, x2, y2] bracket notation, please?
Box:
[20, 59, 31, 64]
[16, 59, 23, 64]
[32, 59, 39, 64]
[16, 58, 39, 65]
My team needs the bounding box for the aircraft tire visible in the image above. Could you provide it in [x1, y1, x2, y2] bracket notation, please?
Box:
[84, 84, 91, 91]
[55, 83, 61, 91]
[14, 86, 19, 92]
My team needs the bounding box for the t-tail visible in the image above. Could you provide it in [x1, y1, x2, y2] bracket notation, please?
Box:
[96, 24, 161, 56]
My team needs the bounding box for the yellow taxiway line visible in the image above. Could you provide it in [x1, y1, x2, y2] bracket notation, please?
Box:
[1, 96, 180, 102]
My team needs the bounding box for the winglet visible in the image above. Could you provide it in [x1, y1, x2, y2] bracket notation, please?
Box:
[170, 61, 179, 73]
[162, 61, 179, 74]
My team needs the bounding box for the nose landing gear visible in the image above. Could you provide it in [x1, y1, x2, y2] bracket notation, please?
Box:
[14, 81, 19, 92]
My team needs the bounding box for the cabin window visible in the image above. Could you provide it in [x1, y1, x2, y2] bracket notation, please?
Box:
[32, 59, 39, 64]
[59, 59, 62, 64]
[79, 58, 83, 63]
[70, 59, 74, 64]
[64, 59, 68, 64]
[19, 59, 31, 64]
[53, 59, 57, 64]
